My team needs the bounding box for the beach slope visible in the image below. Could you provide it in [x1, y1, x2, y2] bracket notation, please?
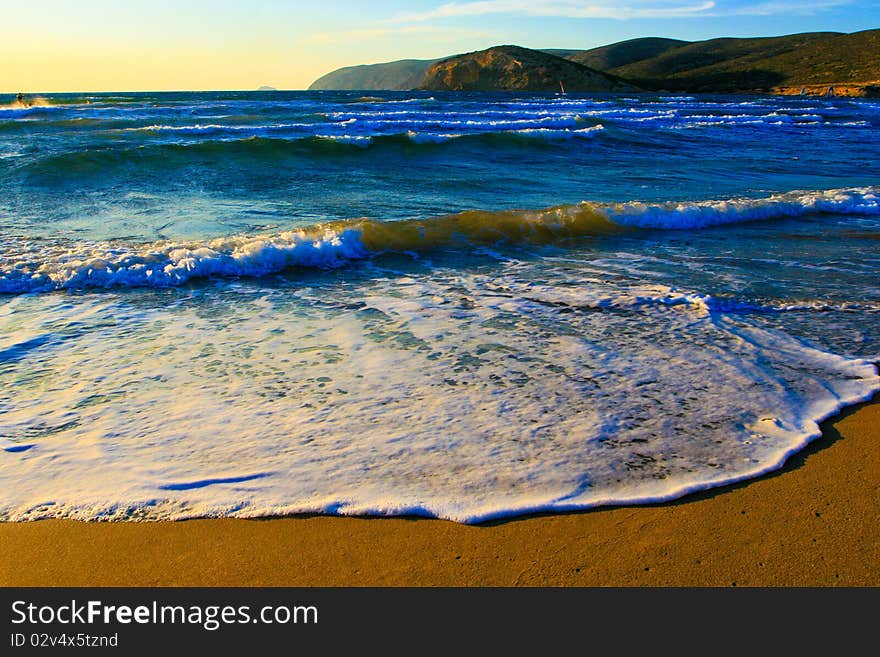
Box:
[1, 399, 877, 587]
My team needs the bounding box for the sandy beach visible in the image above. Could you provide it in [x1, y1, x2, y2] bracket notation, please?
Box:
[3, 6, 880, 596]
[1, 396, 876, 587]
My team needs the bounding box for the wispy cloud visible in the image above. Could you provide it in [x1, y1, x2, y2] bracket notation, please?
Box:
[303, 24, 495, 45]
[393, 0, 851, 22]
[303, 0, 853, 49]
[395, 1, 718, 22]
[724, 0, 851, 16]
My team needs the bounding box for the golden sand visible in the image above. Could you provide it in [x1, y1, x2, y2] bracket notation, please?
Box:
[1, 398, 877, 587]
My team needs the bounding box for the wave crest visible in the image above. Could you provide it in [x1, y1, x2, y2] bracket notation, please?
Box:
[23, 127, 608, 176]
[1, 186, 877, 293]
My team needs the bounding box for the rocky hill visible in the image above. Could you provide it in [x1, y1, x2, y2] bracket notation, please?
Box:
[566, 37, 688, 72]
[309, 58, 440, 91]
[308, 30, 880, 96]
[419, 46, 637, 92]
[575, 30, 880, 94]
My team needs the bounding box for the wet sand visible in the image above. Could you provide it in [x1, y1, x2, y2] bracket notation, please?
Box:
[1, 397, 877, 587]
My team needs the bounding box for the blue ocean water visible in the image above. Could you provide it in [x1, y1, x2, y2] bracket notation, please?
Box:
[0, 91, 878, 522]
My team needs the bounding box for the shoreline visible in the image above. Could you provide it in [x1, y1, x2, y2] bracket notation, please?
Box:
[1, 395, 877, 587]
[771, 81, 880, 98]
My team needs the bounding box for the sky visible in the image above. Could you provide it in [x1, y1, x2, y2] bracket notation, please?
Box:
[2, 0, 878, 92]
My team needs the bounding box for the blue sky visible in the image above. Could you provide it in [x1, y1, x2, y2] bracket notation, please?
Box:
[2, 0, 878, 91]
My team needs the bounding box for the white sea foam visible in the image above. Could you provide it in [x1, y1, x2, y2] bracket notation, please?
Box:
[128, 120, 352, 135]
[376, 115, 582, 128]
[598, 187, 880, 228]
[317, 101, 868, 135]
[0, 230, 369, 294]
[0, 272, 876, 522]
[511, 125, 605, 139]
[315, 133, 373, 144]
[383, 97, 437, 104]
[404, 130, 462, 143]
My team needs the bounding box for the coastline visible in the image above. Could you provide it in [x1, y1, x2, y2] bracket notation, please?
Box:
[1, 395, 877, 587]
[771, 81, 880, 97]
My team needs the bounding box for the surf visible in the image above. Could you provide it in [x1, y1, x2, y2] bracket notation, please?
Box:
[1, 187, 876, 294]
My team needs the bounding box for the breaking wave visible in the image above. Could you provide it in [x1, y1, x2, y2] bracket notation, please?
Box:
[1, 187, 877, 293]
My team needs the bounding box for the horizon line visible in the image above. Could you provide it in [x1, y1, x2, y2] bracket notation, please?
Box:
[2, 88, 308, 95]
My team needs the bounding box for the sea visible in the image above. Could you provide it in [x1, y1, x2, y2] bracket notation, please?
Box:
[1, 90, 878, 522]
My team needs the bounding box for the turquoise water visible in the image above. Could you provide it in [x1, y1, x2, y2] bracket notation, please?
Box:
[0, 91, 878, 522]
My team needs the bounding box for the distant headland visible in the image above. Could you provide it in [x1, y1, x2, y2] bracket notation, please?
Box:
[309, 29, 880, 96]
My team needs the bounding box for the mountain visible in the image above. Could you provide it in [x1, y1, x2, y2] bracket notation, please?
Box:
[750, 29, 880, 94]
[307, 30, 880, 96]
[566, 37, 689, 72]
[419, 46, 638, 92]
[539, 48, 587, 59]
[576, 30, 880, 94]
[309, 59, 439, 91]
[257, 86, 277, 91]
